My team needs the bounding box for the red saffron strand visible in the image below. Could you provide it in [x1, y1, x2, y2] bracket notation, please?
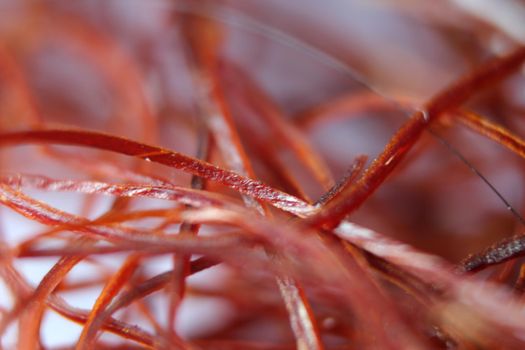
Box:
[0, 129, 315, 216]
[307, 46, 525, 229]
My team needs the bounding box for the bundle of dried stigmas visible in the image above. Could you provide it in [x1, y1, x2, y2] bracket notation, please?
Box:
[2, 1, 525, 349]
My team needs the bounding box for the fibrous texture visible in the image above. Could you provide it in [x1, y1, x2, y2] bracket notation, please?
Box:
[2, 1, 525, 349]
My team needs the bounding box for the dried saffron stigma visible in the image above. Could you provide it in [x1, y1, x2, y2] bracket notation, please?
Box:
[1, 1, 525, 349]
